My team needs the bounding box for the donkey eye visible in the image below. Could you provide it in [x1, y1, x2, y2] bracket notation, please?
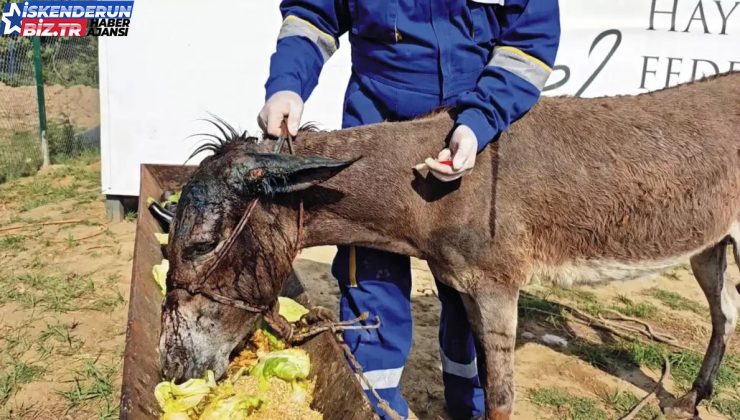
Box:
[186, 241, 219, 258]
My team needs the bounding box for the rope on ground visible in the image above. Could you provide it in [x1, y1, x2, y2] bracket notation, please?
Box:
[520, 302, 696, 353]
[0, 219, 85, 233]
[48, 224, 108, 244]
[85, 244, 115, 251]
[0, 219, 109, 243]
[567, 307, 697, 353]
[619, 354, 671, 420]
[602, 309, 679, 345]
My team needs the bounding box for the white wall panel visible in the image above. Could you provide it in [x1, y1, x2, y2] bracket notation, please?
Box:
[100, 0, 740, 196]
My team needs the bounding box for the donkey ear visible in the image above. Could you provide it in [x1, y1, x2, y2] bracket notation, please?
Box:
[249, 154, 360, 194]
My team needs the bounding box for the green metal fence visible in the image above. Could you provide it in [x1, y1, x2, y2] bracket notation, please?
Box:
[0, 35, 99, 183]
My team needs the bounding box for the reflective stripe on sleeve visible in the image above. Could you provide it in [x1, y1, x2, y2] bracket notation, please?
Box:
[440, 350, 478, 379]
[357, 367, 405, 390]
[278, 15, 337, 62]
[488, 46, 552, 91]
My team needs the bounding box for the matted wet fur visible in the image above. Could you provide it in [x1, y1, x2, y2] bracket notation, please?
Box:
[161, 72, 740, 419]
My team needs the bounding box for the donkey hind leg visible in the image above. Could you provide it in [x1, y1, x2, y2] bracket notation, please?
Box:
[460, 282, 519, 420]
[666, 239, 740, 419]
[732, 236, 740, 295]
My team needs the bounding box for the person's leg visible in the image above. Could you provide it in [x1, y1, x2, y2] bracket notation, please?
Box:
[332, 246, 413, 419]
[437, 280, 485, 419]
[335, 74, 438, 419]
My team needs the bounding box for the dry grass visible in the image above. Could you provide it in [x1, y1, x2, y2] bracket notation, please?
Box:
[0, 158, 133, 419]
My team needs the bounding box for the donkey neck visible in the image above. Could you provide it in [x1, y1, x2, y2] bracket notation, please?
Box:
[291, 111, 459, 258]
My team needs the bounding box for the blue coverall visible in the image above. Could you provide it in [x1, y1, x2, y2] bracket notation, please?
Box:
[265, 1, 560, 418]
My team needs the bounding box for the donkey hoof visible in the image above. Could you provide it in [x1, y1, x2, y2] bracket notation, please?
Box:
[664, 392, 699, 420]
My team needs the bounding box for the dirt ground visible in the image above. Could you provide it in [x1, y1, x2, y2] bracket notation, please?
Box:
[0, 83, 100, 130]
[297, 249, 740, 420]
[0, 160, 738, 419]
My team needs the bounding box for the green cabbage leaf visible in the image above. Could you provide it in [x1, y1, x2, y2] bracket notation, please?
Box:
[154, 370, 216, 413]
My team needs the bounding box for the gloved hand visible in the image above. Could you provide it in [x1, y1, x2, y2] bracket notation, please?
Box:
[424, 124, 477, 182]
[257, 90, 304, 137]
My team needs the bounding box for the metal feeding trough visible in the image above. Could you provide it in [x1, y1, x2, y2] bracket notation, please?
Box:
[119, 164, 376, 420]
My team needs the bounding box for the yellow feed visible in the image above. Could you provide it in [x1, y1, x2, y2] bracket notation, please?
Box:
[156, 298, 320, 419]
[152, 259, 169, 295]
[155, 232, 169, 245]
[223, 376, 321, 420]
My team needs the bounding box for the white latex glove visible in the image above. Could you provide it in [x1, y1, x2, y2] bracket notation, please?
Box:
[424, 124, 477, 182]
[257, 90, 304, 137]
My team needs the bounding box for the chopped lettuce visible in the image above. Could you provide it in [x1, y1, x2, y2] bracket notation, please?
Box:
[152, 259, 169, 295]
[199, 395, 262, 420]
[155, 232, 169, 245]
[249, 349, 311, 404]
[155, 370, 216, 413]
[163, 191, 181, 206]
[277, 296, 309, 323]
[155, 298, 316, 418]
[250, 349, 310, 388]
[194, 370, 262, 419]
[160, 411, 191, 420]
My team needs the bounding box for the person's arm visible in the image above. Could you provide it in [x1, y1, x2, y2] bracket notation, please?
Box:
[456, 0, 561, 151]
[425, 0, 560, 181]
[259, 0, 350, 136]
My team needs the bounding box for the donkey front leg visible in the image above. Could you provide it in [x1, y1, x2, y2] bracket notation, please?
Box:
[461, 282, 520, 420]
[667, 240, 740, 419]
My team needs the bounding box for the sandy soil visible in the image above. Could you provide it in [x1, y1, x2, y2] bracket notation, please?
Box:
[0, 161, 738, 419]
[0, 83, 100, 130]
[0, 161, 131, 419]
[297, 248, 737, 420]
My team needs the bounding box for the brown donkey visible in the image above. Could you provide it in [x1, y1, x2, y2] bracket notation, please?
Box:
[160, 72, 740, 419]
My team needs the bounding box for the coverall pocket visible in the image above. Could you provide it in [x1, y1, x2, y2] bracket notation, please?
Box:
[347, 0, 398, 43]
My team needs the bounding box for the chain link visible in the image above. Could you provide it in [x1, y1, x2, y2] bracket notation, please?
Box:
[0, 34, 99, 182]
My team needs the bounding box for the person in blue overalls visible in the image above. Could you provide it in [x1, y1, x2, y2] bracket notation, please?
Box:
[258, 2, 560, 418]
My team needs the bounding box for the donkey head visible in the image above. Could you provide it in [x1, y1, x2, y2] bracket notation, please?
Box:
[159, 133, 355, 382]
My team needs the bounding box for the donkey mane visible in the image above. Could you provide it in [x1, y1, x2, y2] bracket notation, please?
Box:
[189, 117, 322, 161]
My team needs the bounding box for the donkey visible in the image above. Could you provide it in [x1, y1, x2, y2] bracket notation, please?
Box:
[160, 72, 740, 419]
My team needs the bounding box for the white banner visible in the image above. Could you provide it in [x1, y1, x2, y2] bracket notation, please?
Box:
[546, 0, 740, 97]
[99, 0, 740, 196]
